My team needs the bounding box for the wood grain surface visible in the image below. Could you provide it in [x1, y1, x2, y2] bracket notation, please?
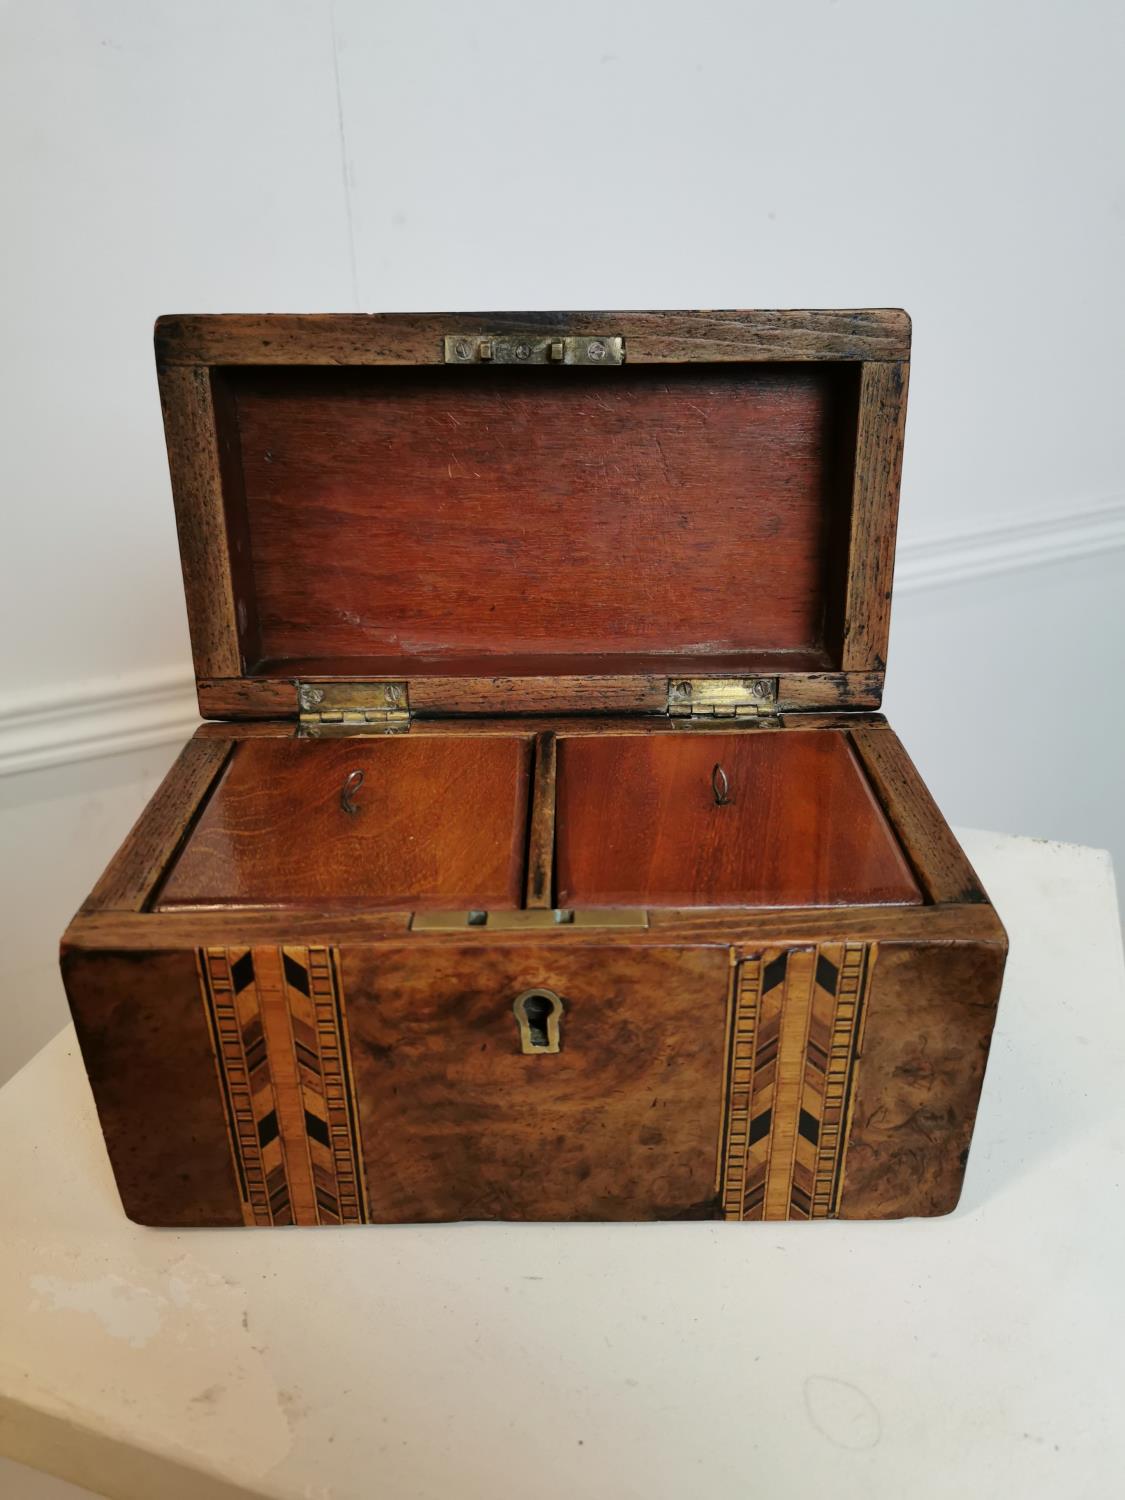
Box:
[155, 310, 911, 713]
[83, 738, 233, 912]
[189, 711, 888, 740]
[194, 665, 886, 722]
[65, 900, 1004, 953]
[60, 947, 244, 1226]
[850, 725, 987, 904]
[155, 309, 912, 366]
[156, 736, 532, 911]
[60, 927, 1006, 1226]
[842, 362, 910, 672]
[837, 938, 1007, 1218]
[341, 942, 732, 1222]
[227, 363, 856, 671]
[525, 731, 557, 909]
[156, 366, 244, 677]
[555, 730, 922, 908]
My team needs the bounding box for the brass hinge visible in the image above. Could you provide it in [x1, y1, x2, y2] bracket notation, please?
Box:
[666, 677, 779, 722]
[297, 681, 410, 735]
[444, 334, 625, 367]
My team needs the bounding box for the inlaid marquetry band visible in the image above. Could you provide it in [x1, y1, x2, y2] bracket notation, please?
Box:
[719, 942, 875, 1221]
[198, 945, 368, 1226]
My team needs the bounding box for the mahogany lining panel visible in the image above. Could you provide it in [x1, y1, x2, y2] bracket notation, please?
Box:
[155, 736, 532, 912]
[554, 729, 922, 908]
[218, 362, 860, 675]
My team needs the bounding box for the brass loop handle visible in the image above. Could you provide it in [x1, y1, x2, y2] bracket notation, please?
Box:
[340, 768, 365, 816]
[712, 762, 732, 806]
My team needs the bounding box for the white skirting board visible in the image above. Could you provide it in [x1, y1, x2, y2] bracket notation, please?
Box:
[0, 667, 200, 780]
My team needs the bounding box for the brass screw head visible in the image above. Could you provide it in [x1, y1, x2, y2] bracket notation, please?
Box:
[587, 339, 607, 361]
[454, 339, 472, 360]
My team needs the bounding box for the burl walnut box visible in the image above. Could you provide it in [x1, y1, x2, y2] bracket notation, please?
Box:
[60, 310, 1007, 1227]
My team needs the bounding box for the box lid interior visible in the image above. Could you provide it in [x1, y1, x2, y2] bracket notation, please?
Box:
[156, 311, 910, 716]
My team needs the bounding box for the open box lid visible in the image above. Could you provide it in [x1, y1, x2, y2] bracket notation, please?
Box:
[155, 310, 910, 724]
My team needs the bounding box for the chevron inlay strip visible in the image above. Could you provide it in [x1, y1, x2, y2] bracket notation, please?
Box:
[197, 946, 286, 1226]
[763, 949, 817, 1220]
[719, 942, 876, 1221]
[198, 945, 368, 1226]
[281, 945, 369, 1225]
[252, 946, 319, 1225]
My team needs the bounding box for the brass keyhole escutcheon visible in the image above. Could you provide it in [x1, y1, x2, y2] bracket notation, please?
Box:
[513, 988, 563, 1055]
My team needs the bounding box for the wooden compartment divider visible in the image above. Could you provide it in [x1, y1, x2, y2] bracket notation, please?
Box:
[524, 731, 557, 909]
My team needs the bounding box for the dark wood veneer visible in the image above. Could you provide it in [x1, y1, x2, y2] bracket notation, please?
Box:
[344, 942, 731, 1223]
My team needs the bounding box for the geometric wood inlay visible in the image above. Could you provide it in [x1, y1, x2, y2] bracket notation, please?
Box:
[198, 945, 368, 1225]
[719, 942, 875, 1221]
[280, 945, 369, 1225]
[197, 946, 286, 1225]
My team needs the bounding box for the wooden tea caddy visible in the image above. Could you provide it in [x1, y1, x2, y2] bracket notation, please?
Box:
[61, 310, 1007, 1227]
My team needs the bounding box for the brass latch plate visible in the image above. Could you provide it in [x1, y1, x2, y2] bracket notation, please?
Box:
[297, 680, 410, 734]
[444, 334, 625, 367]
[667, 677, 779, 721]
[410, 909, 649, 932]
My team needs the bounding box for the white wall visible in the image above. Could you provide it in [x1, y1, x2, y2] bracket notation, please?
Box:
[2, 0, 1123, 1085]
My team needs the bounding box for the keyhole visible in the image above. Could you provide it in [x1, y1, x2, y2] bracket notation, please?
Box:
[513, 988, 563, 1054]
[524, 994, 553, 1047]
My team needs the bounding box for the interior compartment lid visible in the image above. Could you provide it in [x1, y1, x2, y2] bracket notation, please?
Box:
[155, 310, 910, 719]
